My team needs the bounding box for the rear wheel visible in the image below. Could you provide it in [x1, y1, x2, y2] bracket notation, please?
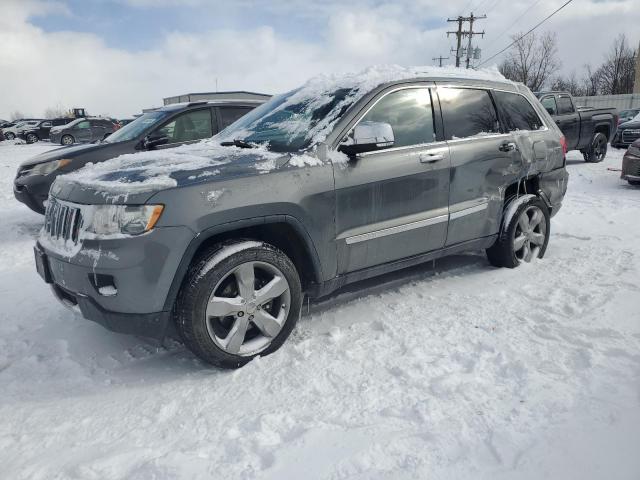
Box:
[26, 133, 38, 144]
[175, 241, 302, 368]
[486, 196, 550, 268]
[61, 134, 74, 145]
[5, 132, 15, 140]
[583, 132, 608, 163]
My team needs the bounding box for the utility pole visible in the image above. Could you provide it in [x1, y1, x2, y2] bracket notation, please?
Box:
[447, 16, 464, 67]
[447, 13, 486, 68]
[432, 55, 449, 67]
[465, 13, 485, 69]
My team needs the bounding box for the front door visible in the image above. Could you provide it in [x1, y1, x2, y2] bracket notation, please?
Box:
[333, 86, 450, 274]
[74, 120, 92, 142]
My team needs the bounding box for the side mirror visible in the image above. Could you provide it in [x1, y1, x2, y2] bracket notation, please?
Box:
[143, 134, 169, 150]
[339, 121, 395, 156]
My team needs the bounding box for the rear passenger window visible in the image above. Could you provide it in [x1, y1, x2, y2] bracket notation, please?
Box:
[494, 91, 544, 132]
[438, 88, 500, 140]
[540, 96, 557, 115]
[219, 107, 252, 129]
[557, 96, 574, 114]
[356, 88, 436, 148]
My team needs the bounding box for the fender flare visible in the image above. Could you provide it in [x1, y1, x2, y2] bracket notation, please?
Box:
[161, 214, 323, 311]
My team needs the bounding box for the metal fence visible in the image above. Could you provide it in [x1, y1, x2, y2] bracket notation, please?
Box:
[573, 94, 640, 110]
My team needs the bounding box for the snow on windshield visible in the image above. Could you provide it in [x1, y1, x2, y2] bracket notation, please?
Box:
[57, 65, 510, 196]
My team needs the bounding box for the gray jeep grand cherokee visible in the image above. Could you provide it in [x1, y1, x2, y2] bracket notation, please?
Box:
[34, 67, 568, 368]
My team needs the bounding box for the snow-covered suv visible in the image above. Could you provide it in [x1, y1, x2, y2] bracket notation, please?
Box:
[34, 66, 568, 368]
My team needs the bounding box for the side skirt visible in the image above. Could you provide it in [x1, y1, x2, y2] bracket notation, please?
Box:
[308, 235, 497, 298]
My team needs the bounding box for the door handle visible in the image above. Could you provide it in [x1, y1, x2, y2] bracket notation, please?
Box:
[499, 142, 517, 152]
[420, 153, 444, 163]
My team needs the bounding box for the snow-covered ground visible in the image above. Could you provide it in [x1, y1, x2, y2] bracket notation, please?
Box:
[1, 141, 639, 480]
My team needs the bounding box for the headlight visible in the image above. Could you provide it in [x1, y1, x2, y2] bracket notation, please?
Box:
[627, 145, 640, 157]
[82, 204, 164, 237]
[31, 159, 71, 176]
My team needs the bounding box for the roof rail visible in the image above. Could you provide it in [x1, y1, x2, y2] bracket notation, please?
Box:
[186, 101, 208, 107]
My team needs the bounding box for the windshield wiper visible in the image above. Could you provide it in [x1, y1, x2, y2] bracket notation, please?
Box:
[221, 139, 256, 149]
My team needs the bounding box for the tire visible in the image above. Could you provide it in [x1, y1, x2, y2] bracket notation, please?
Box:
[26, 133, 38, 144]
[5, 132, 15, 140]
[175, 240, 302, 368]
[486, 196, 550, 268]
[583, 132, 608, 163]
[629, 180, 640, 186]
[61, 134, 74, 145]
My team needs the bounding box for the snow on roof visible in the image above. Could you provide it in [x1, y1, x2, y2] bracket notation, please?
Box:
[57, 65, 511, 197]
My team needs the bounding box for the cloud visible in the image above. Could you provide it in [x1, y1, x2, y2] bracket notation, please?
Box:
[0, 0, 638, 119]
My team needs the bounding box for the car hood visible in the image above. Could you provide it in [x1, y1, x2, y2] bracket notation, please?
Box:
[619, 119, 640, 129]
[50, 140, 307, 205]
[20, 142, 118, 168]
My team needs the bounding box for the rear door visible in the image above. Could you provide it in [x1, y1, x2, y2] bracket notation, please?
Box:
[333, 84, 450, 273]
[555, 94, 579, 149]
[438, 86, 520, 246]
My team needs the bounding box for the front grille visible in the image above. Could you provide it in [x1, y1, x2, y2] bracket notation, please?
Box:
[44, 198, 82, 244]
[622, 129, 640, 143]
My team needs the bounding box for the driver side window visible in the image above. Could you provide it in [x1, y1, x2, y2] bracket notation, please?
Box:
[352, 88, 436, 149]
[76, 121, 90, 129]
[154, 109, 213, 144]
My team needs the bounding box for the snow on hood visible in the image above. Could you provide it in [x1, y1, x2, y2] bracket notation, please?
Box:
[58, 140, 284, 195]
[56, 64, 510, 197]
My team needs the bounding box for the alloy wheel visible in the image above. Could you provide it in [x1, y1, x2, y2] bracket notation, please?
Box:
[205, 261, 291, 356]
[513, 206, 547, 262]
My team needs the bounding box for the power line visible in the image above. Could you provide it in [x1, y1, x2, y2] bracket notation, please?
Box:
[484, 0, 544, 50]
[447, 13, 486, 68]
[478, 0, 574, 67]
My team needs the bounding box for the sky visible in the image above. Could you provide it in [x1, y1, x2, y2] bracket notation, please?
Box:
[0, 0, 638, 119]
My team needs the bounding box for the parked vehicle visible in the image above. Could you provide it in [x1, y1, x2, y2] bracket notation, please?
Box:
[621, 139, 640, 186]
[33, 70, 568, 368]
[18, 118, 75, 144]
[15, 99, 267, 213]
[612, 112, 640, 149]
[49, 118, 117, 145]
[618, 108, 640, 125]
[3, 120, 43, 140]
[535, 91, 617, 162]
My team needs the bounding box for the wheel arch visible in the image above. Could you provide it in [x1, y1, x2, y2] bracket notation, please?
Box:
[162, 215, 323, 312]
[594, 122, 611, 140]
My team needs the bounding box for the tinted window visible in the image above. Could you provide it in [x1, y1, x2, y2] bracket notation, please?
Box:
[155, 109, 212, 144]
[540, 96, 557, 115]
[494, 91, 544, 132]
[42, 121, 52, 127]
[439, 88, 500, 140]
[355, 88, 435, 148]
[218, 107, 252, 130]
[76, 121, 90, 129]
[557, 96, 574, 114]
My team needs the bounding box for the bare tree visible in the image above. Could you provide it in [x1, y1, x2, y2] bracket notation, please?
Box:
[499, 31, 560, 91]
[581, 65, 601, 96]
[10, 110, 26, 121]
[595, 34, 636, 95]
[43, 105, 68, 119]
[550, 71, 584, 96]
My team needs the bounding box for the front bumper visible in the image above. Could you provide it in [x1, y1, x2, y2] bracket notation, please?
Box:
[621, 153, 640, 181]
[13, 173, 50, 213]
[35, 224, 195, 340]
[49, 132, 63, 144]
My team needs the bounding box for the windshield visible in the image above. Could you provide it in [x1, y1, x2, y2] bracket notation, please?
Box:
[217, 87, 359, 152]
[632, 112, 640, 123]
[104, 111, 169, 143]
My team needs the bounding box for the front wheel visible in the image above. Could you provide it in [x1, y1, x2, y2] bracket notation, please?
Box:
[175, 241, 302, 368]
[26, 133, 38, 144]
[583, 132, 608, 163]
[61, 134, 74, 145]
[5, 132, 15, 140]
[486, 196, 550, 268]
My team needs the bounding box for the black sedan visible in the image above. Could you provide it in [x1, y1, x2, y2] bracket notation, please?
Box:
[14, 98, 266, 213]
